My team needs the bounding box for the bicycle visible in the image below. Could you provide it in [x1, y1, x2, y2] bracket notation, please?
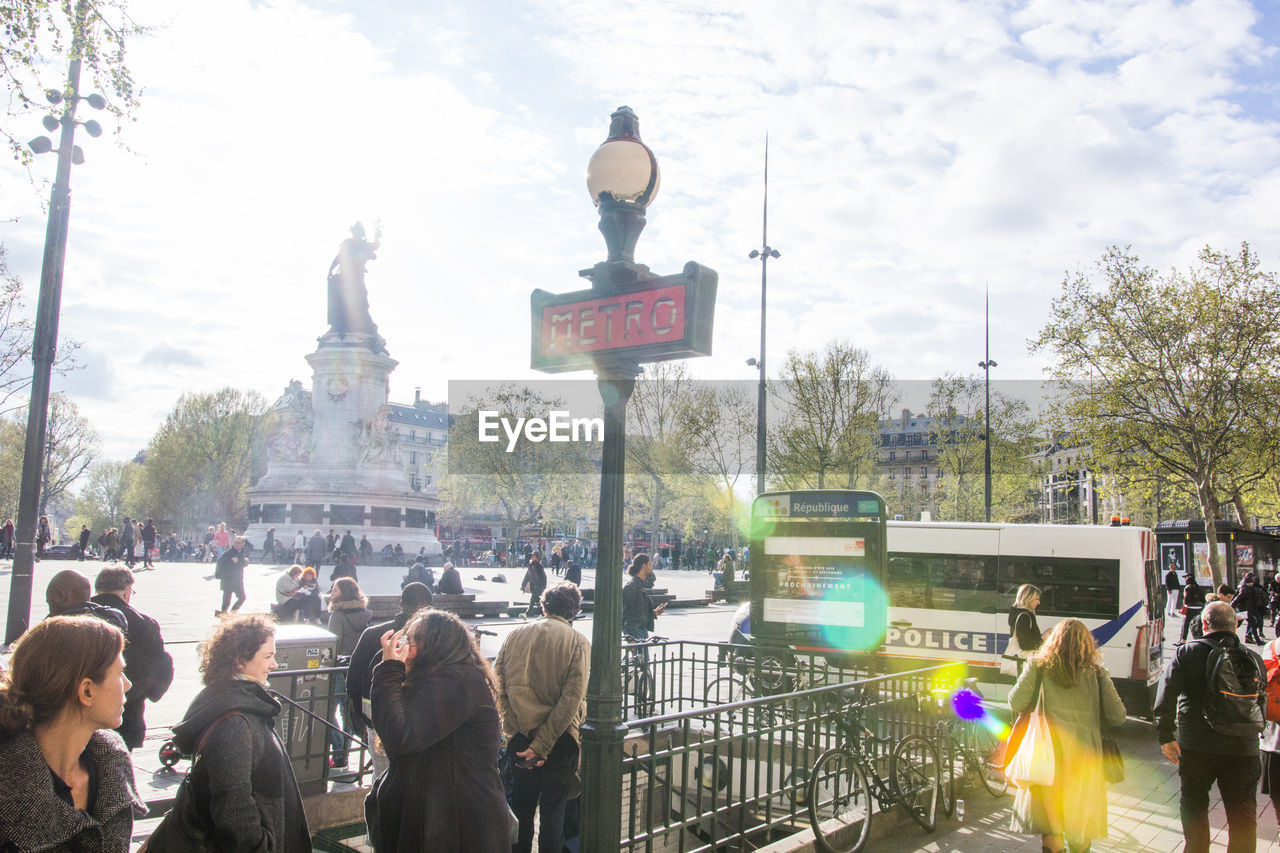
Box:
[921, 683, 1008, 817]
[806, 689, 940, 853]
[623, 634, 666, 718]
[704, 651, 830, 725]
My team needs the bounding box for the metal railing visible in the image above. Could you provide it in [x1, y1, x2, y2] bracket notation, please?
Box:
[618, 640, 959, 852]
[269, 666, 374, 794]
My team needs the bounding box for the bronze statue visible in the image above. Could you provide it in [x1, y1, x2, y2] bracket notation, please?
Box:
[326, 222, 383, 347]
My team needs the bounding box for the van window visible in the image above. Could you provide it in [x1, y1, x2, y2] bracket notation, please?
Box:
[888, 552, 999, 612]
[998, 556, 1120, 619]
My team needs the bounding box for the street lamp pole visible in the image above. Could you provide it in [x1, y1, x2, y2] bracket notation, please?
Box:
[6, 2, 105, 645]
[579, 106, 659, 853]
[978, 286, 997, 524]
[748, 135, 778, 495]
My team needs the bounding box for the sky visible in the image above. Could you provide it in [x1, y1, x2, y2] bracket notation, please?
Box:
[2, 0, 1278, 460]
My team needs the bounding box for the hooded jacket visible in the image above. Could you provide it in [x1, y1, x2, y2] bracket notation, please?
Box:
[0, 729, 145, 852]
[148, 679, 310, 853]
[327, 599, 371, 658]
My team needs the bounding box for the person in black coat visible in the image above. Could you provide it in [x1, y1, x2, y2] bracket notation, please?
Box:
[78, 524, 92, 561]
[306, 529, 326, 569]
[147, 614, 311, 853]
[564, 559, 582, 587]
[331, 551, 358, 583]
[91, 567, 175, 750]
[214, 536, 250, 615]
[1232, 572, 1268, 645]
[1180, 579, 1209, 643]
[437, 562, 465, 595]
[346, 583, 433, 759]
[1007, 583, 1043, 674]
[367, 610, 510, 852]
[520, 553, 547, 616]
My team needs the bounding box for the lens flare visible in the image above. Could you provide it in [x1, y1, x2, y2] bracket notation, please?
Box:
[816, 573, 889, 652]
[951, 687, 984, 722]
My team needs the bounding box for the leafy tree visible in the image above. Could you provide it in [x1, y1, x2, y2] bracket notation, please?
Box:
[769, 341, 897, 490]
[680, 381, 756, 547]
[926, 374, 1039, 522]
[0, 249, 79, 415]
[131, 388, 270, 529]
[626, 362, 699, 552]
[0, 393, 99, 521]
[2, 0, 145, 166]
[1032, 244, 1280, 587]
[443, 384, 595, 546]
[72, 457, 138, 534]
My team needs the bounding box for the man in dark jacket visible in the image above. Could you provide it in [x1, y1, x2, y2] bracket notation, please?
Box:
[330, 551, 358, 583]
[1154, 600, 1266, 853]
[340, 530, 357, 562]
[45, 569, 128, 634]
[141, 518, 157, 569]
[437, 561, 464, 595]
[75, 523, 90, 560]
[1232, 573, 1268, 645]
[92, 567, 175, 749]
[120, 516, 135, 567]
[346, 582, 432, 775]
[622, 554, 665, 639]
[215, 536, 250, 615]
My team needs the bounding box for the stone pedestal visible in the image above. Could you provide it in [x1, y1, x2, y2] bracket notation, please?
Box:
[243, 332, 440, 561]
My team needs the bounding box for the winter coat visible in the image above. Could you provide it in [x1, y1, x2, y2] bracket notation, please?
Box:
[327, 600, 371, 658]
[215, 547, 248, 590]
[1232, 582, 1268, 618]
[495, 614, 591, 757]
[148, 679, 310, 853]
[1008, 660, 1126, 847]
[622, 576, 657, 634]
[367, 659, 509, 853]
[1154, 630, 1265, 755]
[520, 561, 547, 596]
[1008, 607, 1042, 653]
[0, 729, 145, 852]
[347, 612, 411, 732]
[91, 592, 174, 750]
[437, 567, 464, 595]
[306, 533, 326, 566]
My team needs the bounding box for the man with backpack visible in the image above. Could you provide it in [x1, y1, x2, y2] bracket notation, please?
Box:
[1155, 600, 1266, 853]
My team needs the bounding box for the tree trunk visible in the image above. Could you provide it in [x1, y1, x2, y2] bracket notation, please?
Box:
[650, 481, 663, 561]
[1196, 484, 1224, 589]
[1233, 492, 1249, 529]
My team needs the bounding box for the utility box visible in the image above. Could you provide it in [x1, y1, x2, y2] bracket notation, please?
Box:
[269, 622, 337, 796]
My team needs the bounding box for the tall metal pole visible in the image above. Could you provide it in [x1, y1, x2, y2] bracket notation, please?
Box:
[579, 363, 637, 852]
[6, 18, 86, 645]
[978, 286, 997, 525]
[750, 136, 779, 495]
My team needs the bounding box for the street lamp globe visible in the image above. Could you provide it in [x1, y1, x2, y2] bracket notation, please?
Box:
[585, 106, 659, 263]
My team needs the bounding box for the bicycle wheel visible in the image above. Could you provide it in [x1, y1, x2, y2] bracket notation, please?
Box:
[963, 719, 1008, 797]
[704, 675, 748, 706]
[937, 727, 956, 818]
[891, 733, 940, 832]
[806, 748, 873, 853]
[633, 670, 654, 718]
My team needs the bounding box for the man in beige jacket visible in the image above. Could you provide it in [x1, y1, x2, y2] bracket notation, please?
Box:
[496, 581, 591, 853]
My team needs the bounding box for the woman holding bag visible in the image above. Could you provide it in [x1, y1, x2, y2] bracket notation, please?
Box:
[1004, 584, 1043, 676]
[1008, 618, 1126, 853]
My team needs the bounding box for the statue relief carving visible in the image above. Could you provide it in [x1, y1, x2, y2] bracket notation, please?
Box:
[355, 404, 403, 466]
[267, 380, 314, 463]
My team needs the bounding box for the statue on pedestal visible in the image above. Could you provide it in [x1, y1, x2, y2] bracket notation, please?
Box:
[326, 222, 387, 352]
[266, 380, 314, 463]
[355, 404, 402, 466]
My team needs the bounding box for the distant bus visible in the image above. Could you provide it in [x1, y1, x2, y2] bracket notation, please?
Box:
[882, 521, 1164, 716]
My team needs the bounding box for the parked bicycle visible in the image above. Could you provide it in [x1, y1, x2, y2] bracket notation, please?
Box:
[921, 682, 1007, 816]
[704, 651, 830, 725]
[623, 634, 666, 719]
[806, 688, 940, 853]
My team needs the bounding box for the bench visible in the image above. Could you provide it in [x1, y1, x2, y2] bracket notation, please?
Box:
[432, 594, 510, 618]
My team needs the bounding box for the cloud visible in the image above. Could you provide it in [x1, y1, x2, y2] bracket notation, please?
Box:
[141, 345, 204, 368]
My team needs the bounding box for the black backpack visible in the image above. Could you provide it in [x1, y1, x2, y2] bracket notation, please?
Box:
[1199, 636, 1265, 736]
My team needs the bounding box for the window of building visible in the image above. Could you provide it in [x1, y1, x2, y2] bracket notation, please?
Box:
[904, 467, 912, 478]
[920, 466, 927, 478]
[888, 471, 896, 480]
[920, 449, 928, 461]
[888, 451, 896, 462]
[409, 451, 418, 465]
[904, 450, 912, 461]
[935, 468, 941, 479]
[410, 429, 417, 441]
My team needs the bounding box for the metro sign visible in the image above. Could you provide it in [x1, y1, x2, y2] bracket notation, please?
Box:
[530, 261, 718, 373]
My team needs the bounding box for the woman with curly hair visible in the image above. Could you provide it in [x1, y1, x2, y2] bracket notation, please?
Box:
[367, 609, 510, 852]
[1009, 618, 1126, 853]
[0, 616, 142, 851]
[146, 613, 310, 852]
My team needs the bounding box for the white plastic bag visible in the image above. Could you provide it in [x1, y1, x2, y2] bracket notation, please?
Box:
[1007, 707, 1055, 787]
